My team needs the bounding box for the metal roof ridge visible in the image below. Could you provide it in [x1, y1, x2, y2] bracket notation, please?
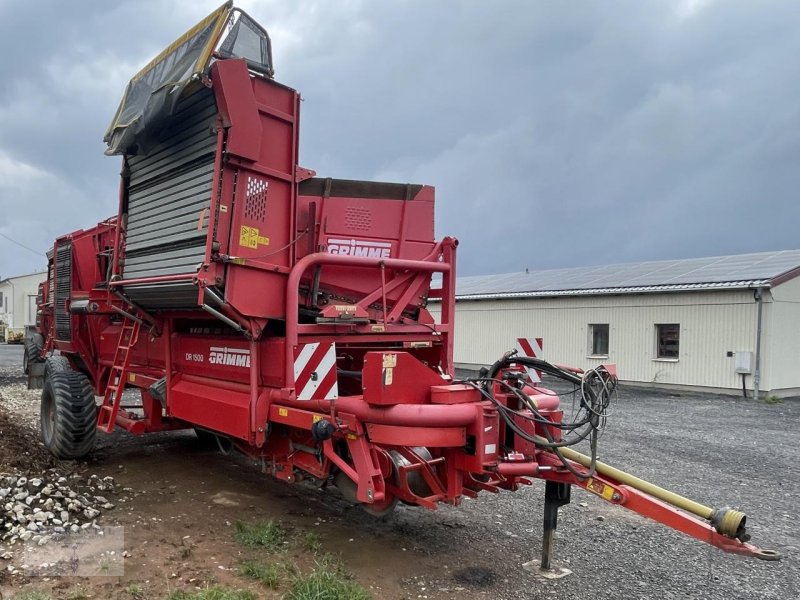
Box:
[429, 279, 772, 302]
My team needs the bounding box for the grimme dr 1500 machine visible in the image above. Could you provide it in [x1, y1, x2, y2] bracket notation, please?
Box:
[25, 2, 779, 571]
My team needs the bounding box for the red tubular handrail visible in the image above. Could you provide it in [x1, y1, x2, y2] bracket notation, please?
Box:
[279, 394, 480, 428]
[284, 246, 455, 387]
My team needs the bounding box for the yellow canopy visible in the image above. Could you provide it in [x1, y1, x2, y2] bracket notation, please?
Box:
[103, 2, 232, 155]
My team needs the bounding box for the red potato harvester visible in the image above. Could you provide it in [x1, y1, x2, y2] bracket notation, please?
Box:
[24, 2, 780, 572]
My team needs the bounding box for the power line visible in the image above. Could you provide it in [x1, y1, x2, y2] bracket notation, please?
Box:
[0, 231, 42, 256]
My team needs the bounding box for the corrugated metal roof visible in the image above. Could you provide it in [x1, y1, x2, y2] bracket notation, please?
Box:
[436, 250, 800, 300]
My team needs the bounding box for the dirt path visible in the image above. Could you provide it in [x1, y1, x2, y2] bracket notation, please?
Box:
[1, 345, 797, 600]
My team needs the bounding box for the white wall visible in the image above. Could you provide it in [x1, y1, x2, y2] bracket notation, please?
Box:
[764, 276, 800, 393]
[430, 289, 767, 392]
[0, 272, 46, 339]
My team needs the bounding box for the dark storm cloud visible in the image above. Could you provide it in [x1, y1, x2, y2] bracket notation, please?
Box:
[1, 0, 799, 278]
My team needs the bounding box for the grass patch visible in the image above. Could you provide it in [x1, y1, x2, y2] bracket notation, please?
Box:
[281, 560, 300, 577]
[11, 593, 53, 600]
[303, 531, 322, 554]
[127, 583, 146, 599]
[763, 394, 783, 404]
[286, 557, 372, 600]
[234, 519, 286, 551]
[167, 586, 257, 600]
[238, 559, 281, 588]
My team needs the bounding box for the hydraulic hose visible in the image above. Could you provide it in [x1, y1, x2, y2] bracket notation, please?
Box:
[485, 352, 748, 542]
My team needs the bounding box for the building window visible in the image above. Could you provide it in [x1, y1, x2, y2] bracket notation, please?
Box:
[655, 324, 680, 359]
[589, 324, 609, 356]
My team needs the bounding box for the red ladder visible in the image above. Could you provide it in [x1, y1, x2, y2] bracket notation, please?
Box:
[41, 330, 54, 358]
[97, 318, 141, 433]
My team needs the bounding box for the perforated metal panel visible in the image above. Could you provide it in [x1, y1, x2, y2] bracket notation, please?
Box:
[54, 243, 72, 341]
[122, 88, 219, 308]
[344, 206, 372, 231]
[244, 175, 268, 221]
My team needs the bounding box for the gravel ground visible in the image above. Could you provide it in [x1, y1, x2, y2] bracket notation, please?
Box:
[0, 344, 796, 599]
[0, 346, 129, 582]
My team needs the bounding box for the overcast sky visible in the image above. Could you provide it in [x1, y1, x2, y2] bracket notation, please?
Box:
[1, 0, 799, 278]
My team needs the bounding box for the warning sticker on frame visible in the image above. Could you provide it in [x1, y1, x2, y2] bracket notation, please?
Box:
[239, 226, 270, 249]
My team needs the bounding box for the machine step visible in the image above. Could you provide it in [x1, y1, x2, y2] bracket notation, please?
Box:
[96, 318, 141, 433]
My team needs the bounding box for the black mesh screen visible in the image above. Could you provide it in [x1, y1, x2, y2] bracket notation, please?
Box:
[54, 243, 72, 341]
[218, 12, 272, 75]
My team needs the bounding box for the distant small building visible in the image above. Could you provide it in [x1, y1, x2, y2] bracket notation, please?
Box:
[0, 271, 47, 342]
[430, 250, 800, 398]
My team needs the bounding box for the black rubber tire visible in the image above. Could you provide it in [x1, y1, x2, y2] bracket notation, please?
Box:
[40, 371, 97, 459]
[194, 428, 218, 447]
[23, 334, 44, 375]
[44, 355, 71, 380]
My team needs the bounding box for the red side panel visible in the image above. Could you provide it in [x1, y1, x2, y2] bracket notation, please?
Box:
[296, 185, 437, 316]
[169, 376, 251, 441]
[212, 59, 262, 161]
[362, 351, 446, 406]
[210, 60, 301, 319]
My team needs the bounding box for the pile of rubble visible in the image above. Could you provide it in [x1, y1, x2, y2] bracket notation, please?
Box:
[0, 471, 121, 559]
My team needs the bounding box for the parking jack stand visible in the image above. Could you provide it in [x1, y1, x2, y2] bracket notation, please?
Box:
[523, 481, 573, 579]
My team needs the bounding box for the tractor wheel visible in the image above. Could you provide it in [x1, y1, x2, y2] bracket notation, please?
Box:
[44, 355, 71, 380]
[23, 334, 44, 375]
[194, 427, 218, 448]
[334, 470, 399, 518]
[40, 370, 97, 459]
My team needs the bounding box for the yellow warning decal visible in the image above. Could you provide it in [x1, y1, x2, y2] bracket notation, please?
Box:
[586, 477, 616, 501]
[278, 408, 288, 417]
[346, 433, 357, 440]
[128, 374, 136, 383]
[239, 225, 270, 249]
[312, 415, 322, 423]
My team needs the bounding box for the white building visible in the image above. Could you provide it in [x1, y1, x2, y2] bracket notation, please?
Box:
[431, 250, 800, 398]
[0, 271, 47, 342]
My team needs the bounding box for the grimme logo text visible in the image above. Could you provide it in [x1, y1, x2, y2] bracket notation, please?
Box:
[327, 238, 391, 258]
[209, 347, 251, 368]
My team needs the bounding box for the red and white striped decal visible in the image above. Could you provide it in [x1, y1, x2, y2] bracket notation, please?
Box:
[294, 342, 339, 401]
[516, 337, 544, 383]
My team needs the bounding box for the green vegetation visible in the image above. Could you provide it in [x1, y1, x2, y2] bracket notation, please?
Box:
[302, 531, 322, 554]
[763, 394, 783, 404]
[167, 586, 256, 600]
[230, 520, 369, 599]
[10, 592, 53, 600]
[97, 556, 114, 574]
[126, 583, 146, 599]
[238, 559, 281, 588]
[234, 519, 287, 551]
[286, 556, 372, 600]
